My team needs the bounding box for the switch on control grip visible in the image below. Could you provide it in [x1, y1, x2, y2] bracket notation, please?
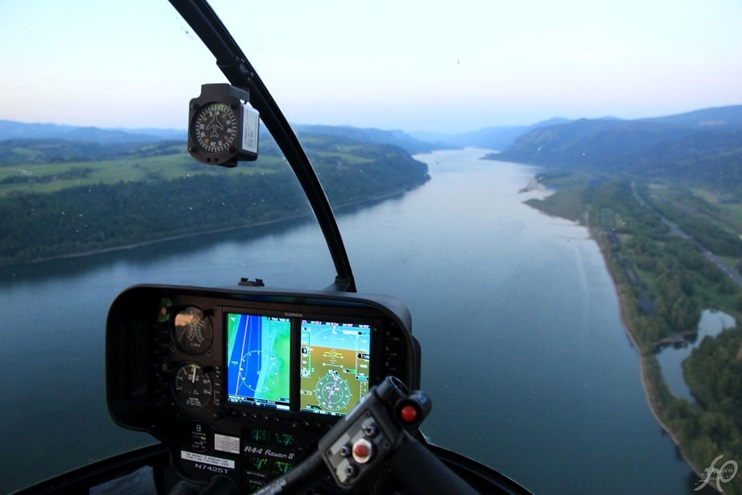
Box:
[317, 376, 430, 490]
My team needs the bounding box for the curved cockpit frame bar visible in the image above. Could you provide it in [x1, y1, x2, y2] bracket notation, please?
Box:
[169, 0, 357, 293]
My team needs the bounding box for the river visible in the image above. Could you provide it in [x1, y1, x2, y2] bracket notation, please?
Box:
[0, 148, 710, 494]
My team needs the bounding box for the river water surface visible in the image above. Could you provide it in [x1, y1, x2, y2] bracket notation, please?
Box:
[0, 148, 710, 493]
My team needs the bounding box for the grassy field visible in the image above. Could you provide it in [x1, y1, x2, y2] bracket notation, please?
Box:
[0, 136, 395, 198]
[521, 172, 593, 222]
[659, 183, 742, 235]
[0, 148, 288, 197]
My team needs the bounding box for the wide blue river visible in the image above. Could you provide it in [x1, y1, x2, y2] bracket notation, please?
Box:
[0, 148, 709, 493]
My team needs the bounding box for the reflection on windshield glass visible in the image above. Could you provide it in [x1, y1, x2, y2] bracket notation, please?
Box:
[1, 0, 741, 494]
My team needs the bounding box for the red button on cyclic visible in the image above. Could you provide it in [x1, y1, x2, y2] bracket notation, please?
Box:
[399, 404, 418, 424]
[352, 438, 373, 463]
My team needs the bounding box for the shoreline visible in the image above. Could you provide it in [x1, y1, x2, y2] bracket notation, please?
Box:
[524, 170, 729, 492]
[22, 211, 314, 265]
[590, 225, 708, 486]
[9, 187, 415, 268]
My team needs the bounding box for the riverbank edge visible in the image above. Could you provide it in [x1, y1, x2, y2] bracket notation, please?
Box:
[502, 162, 712, 486]
[8, 185, 418, 268]
[588, 222, 710, 487]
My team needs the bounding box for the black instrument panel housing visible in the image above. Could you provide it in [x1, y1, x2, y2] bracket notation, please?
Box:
[106, 284, 420, 491]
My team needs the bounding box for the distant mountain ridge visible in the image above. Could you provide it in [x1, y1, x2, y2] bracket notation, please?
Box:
[0, 120, 438, 154]
[294, 124, 444, 154]
[639, 105, 742, 128]
[4, 104, 741, 162]
[0, 120, 185, 142]
[495, 105, 742, 192]
[410, 118, 571, 150]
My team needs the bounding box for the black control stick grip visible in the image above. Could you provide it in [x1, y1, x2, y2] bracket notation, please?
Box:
[250, 377, 474, 494]
[390, 433, 479, 495]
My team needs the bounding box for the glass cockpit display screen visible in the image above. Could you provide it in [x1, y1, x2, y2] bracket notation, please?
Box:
[299, 320, 371, 416]
[226, 313, 291, 409]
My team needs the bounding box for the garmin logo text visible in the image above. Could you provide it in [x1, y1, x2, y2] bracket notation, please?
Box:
[285, 312, 303, 318]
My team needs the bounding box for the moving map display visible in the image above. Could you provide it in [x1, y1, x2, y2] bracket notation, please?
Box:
[226, 313, 291, 409]
[299, 320, 371, 416]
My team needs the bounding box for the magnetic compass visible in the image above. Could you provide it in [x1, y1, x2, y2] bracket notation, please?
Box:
[315, 370, 352, 413]
[191, 103, 238, 155]
[187, 83, 259, 166]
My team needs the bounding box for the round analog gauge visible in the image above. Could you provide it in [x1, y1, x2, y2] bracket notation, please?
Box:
[315, 370, 352, 413]
[191, 102, 238, 154]
[173, 307, 213, 354]
[173, 362, 213, 409]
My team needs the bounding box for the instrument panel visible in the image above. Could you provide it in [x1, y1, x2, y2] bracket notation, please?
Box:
[106, 284, 420, 492]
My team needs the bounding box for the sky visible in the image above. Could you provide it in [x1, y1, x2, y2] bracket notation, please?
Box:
[1, 0, 741, 133]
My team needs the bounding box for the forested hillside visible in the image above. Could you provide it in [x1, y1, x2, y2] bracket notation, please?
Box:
[496, 106, 742, 194]
[0, 134, 429, 266]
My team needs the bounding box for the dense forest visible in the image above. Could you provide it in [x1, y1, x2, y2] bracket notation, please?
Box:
[0, 135, 429, 266]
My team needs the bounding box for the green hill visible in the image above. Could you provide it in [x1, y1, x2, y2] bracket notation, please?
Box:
[0, 133, 429, 266]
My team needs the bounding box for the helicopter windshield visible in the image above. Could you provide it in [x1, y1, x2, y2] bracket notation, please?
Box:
[2, 1, 742, 494]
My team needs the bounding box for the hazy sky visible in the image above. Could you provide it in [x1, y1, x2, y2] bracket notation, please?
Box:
[1, 0, 741, 133]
